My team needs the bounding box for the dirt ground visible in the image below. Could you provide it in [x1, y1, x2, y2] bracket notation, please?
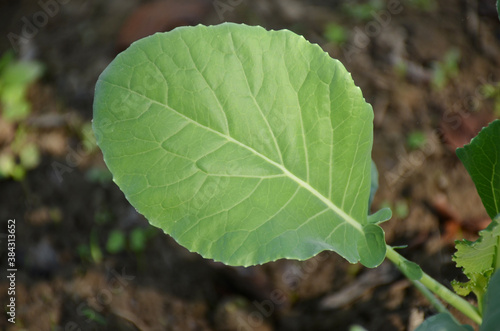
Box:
[1, 0, 499, 330]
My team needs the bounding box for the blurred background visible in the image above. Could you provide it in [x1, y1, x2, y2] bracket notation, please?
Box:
[0, 0, 499, 330]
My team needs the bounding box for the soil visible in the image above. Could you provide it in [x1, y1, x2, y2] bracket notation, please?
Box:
[1, 0, 499, 330]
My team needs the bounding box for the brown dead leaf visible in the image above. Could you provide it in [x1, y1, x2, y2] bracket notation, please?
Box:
[439, 110, 494, 151]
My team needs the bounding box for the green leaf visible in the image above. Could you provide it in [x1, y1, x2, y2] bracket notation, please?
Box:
[369, 160, 378, 210]
[388, 246, 423, 280]
[130, 228, 147, 253]
[401, 260, 423, 281]
[93, 23, 386, 267]
[357, 224, 386, 267]
[0, 58, 44, 122]
[90, 229, 103, 264]
[453, 216, 500, 305]
[456, 119, 500, 220]
[481, 270, 500, 331]
[368, 207, 392, 225]
[454, 216, 500, 275]
[106, 230, 126, 254]
[324, 23, 348, 45]
[451, 273, 489, 297]
[19, 143, 40, 169]
[414, 313, 473, 331]
[0, 59, 44, 86]
[367, 160, 392, 226]
[497, 0, 500, 22]
[349, 326, 368, 331]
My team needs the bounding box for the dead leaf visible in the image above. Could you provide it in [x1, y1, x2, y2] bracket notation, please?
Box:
[439, 110, 493, 151]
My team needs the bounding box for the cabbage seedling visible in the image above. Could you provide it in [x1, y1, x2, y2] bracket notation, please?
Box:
[93, 23, 500, 330]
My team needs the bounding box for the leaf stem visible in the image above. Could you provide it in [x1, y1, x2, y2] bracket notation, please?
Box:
[410, 279, 468, 326]
[410, 279, 449, 314]
[385, 245, 482, 325]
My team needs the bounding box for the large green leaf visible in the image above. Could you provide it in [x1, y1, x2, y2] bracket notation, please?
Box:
[481, 270, 500, 331]
[456, 119, 500, 220]
[93, 23, 385, 267]
[414, 313, 473, 331]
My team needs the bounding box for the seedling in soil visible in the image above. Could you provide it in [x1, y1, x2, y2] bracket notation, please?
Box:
[106, 227, 156, 255]
[106, 229, 127, 254]
[431, 48, 460, 91]
[93, 23, 500, 330]
[341, 0, 384, 21]
[481, 82, 500, 117]
[324, 23, 348, 45]
[409, 0, 437, 12]
[0, 52, 44, 180]
[407, 131, 427, 150]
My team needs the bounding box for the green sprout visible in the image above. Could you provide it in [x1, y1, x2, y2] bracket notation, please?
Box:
[341, 0, 384, 21]
[0, 52, 44, 180]
[431, 48, 460, 90]
[324, 23, 348, 45]
[481, 82, 500, 116]
[407, 131, 427, 150]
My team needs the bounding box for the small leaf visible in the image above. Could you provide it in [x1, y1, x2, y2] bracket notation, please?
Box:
[454, 217, 500, 275]
[94, 23, 386, 267]
[452, 272, 490, 297]
[19, 143, 40, 169]
[130, 228, 147, 253]
[367, 160, 392, 226]
[0, 59, 44, 86]
[388, 246, 423, 280]
[357, 224, 386, 268]
[349, 326, 368, 331]
[481, 270, 500, 331]
[414, 313, 473, 331]
[453, 216, 500, 302]
[106, 230, 126, 254]
[456, 119, 500, 220]
[367, 207, 392, 225]
[90, 230, 103, 264]
[401, 260, 423, 281]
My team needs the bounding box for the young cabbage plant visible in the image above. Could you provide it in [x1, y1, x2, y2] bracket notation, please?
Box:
[93, 23, 500, 330]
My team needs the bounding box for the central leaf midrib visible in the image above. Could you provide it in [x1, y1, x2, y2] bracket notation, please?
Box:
[101, 79, 364, 233]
